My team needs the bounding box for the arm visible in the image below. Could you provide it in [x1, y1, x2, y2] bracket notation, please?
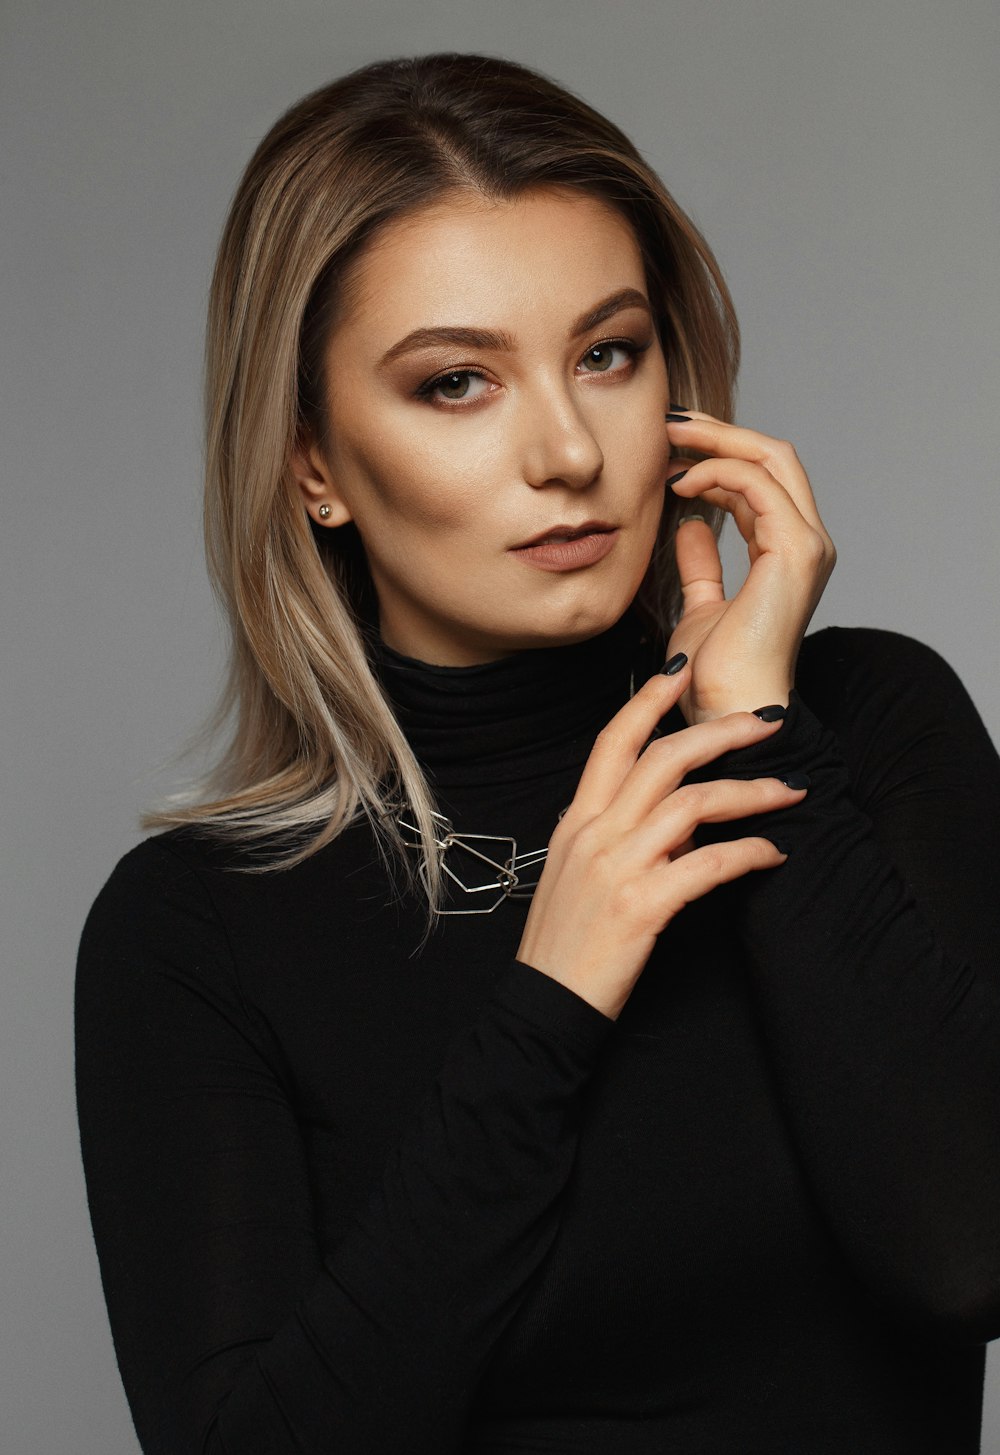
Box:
[691, 627, 1000, 1341]
[662, 410, 1000, 1340]
[75, 838, 613, 1455]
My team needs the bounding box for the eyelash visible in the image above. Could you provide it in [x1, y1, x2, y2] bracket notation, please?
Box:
[414, 336, 650, 407]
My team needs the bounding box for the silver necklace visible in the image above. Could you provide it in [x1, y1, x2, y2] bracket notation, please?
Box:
[396, 811, 555, 914]
[396, 665, 641, 915]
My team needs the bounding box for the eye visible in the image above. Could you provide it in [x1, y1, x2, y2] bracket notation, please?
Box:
[416, 370, 493, 405]
[578, 339, 641, 375]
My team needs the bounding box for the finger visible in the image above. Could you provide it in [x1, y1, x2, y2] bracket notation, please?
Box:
[673, 457, 797, 529]
[666, 413, 824, 531]
[683, 482, 761, 560]
[674, 516, 725, 612]
[631, 776, 807, 863]
[600, 710, 788, 832]
[665, 455, 699, 484]
[703, 486, 757, 550]
[672, 460, 831, 564]
[569, 661, 692, 820]
[657, 836, 787, 918]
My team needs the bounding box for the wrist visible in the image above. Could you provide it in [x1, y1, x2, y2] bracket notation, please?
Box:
[686, 683, 792, 724]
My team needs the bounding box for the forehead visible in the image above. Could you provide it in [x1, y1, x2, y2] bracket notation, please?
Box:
[336, 187, 647, 341]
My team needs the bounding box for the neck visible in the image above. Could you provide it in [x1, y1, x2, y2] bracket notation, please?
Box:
[366, 605, 665, 792]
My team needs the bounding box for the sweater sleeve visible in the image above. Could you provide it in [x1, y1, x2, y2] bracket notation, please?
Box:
[689, 627, 1000, 1342]
[74, 840, 613, 1455]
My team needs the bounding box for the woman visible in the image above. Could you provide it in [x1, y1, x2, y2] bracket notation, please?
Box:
[75, 51, 1000, 1454]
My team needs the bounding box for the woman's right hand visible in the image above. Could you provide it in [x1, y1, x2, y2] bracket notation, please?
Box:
[515, 658, 806, 1020]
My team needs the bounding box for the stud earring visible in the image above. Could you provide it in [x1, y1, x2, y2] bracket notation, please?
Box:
[317, 503, 332, 520]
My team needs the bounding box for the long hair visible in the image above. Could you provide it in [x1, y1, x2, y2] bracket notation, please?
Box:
[144, 51, 739, 931]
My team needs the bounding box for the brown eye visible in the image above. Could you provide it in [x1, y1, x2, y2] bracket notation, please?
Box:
[416, 370, 492, 405]
[436, 372, 471, 399]
[582, 345, 616, 373]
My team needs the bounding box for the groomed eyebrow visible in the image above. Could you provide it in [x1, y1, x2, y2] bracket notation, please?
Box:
[377, 287, 652, 370]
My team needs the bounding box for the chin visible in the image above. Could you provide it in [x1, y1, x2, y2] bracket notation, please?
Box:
[511, 585, 640, 649]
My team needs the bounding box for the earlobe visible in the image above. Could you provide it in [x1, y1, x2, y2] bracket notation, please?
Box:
[289, 444, 353, 528]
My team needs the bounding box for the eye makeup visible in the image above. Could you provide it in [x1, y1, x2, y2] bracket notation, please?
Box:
[414, 334, 652, 408]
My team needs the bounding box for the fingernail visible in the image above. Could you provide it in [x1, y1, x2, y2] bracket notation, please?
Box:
[666, 412, 692, 423]
[661, 651, 688, 675]
[753, 704, 787, 721]
[676, 513, 707, 527]
[779, 771, 811, 790]
[665, 470, 690, 487]
[771, 838, 791, 857]
[669, 400, 690, 411]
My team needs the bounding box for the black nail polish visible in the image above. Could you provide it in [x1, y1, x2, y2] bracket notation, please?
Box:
[665, 470, 690, 487]
[753, 704, 787, 721]
[780, 771, 811, 790]
[661, 652, 688, 676]
[666, 412, 692, 423]
[669, 400, 690, 411]
[771, 838, 791, 857]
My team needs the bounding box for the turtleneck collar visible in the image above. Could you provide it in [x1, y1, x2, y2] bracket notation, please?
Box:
[366, 606, 665, 791]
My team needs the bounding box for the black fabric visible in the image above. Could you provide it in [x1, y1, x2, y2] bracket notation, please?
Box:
[75, 609, 1000, 1454]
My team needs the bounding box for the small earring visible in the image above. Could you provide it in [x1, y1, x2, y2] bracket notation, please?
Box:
[317, 503, 332, 520]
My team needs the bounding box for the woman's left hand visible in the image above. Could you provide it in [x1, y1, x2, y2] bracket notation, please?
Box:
[664, 411, 837, 725]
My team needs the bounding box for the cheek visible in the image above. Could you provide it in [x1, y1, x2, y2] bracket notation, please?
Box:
[340, 426, 487, 540]
[600, 354, 671, 469]
[603, 397, 672, 488]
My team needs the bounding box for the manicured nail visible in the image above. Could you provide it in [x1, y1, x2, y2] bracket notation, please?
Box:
[666, 412, 692, 423]
[771, 838, 791, 857]
[669, 400, 690, 411]
[665, 469, 690, 487]
[661, 652, 688, 675]
[753, 704, 787, 721]
[779, 771, 811, 790]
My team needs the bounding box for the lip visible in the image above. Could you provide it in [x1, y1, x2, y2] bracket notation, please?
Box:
[511, 519, 616, 549]
[509, 528, 620, 572]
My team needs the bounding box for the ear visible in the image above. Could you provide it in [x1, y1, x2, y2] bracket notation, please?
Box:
[289, 440, 353, 528]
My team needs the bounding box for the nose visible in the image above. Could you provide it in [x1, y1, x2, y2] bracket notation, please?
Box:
[519, 385, 604, 491]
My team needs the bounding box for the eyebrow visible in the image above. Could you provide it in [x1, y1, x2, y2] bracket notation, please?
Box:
[377, 287, 652, 370]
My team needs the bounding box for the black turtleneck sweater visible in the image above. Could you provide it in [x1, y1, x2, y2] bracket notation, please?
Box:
[75, 612, 1000, 1455]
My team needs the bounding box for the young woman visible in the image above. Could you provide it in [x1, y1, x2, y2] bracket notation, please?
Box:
[75, 52, 1000, 1455]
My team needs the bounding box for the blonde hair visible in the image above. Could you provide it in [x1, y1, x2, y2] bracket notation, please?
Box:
[145, 51, 739, 931]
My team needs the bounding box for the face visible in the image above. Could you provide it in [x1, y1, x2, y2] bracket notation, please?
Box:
[293, 186, 673, 665]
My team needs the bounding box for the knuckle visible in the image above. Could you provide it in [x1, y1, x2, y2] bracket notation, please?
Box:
[676, 780, 709, 816]
[699, 845, 727, 879]
[644, 731, 674, 762]
[767, 438, 798, 465]
[609, 876, 644, 919]
[572, 817, 603, 859]
[800, 529, 827, 567]
[549, 810, 575, 848]
[593, 724, 622, 752]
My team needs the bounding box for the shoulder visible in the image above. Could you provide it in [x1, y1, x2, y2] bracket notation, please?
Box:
[797, 625, 968, 726]
[794, 627, 999, 804]
[76, 830, 239, 1008]
[81, 827, 235, 941]
[77, 815, 392, 1000]
[798, 623, 962, 688]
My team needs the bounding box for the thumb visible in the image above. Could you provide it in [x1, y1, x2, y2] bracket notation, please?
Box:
[675, 515, 725, 613]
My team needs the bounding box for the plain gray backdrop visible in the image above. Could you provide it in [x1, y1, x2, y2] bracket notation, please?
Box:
[3, 1, 998, 1450]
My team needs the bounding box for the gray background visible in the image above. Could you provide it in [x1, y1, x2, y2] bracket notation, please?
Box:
[3, 0, 998, 1449]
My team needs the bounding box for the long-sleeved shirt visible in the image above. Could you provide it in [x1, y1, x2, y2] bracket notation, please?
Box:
[75, 609, 1000, 1453]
